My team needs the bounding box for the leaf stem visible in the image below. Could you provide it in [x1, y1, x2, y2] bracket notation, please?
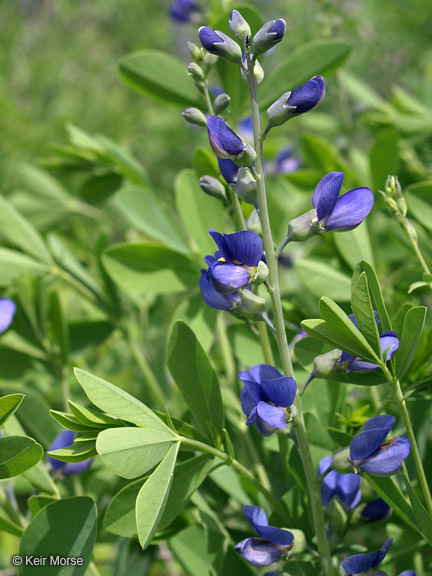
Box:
[246, 56, 335, 576]
[180, 436, 288, 521]
[382, 365, 432, 516]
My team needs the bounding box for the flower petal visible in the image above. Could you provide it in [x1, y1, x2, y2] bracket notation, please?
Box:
[361, 498, 392, 523]
[198, 27, 223, 53]
[363, 415, 396, 433]
[379, 331, 399, 361]
[336, 473, 362, 510]
[224, 230, 263, 267]
[350, 427, 392, 462]
[0, 298, 16, 334]
[257, 525, 294, 547]
[234, 538, 283, 566]
[243, 380, 265, 404]
[200, 270, 239, 310]
[359, 436, 411, 476]
[324, 187, 374, 231]
[47, 430, 75, 471]
[399, 572, 417, 576]
[240, 387, 256, 417]
[243, 505, 268, 531]
[321, 470, 338, 506]
[267, 19, 286, 40]
[207, 116, 246, 158]
[256, 401, 287, 429]
[341, 539, 392, 574]
[209, 261, 251, 294]
[287, 75, 326, 115]
[63, 459, 93, 476]
[312, 172, 344, 221]
[249, 364, 282, 382]
[318, 455, 333, 477]
[218, 158, 240, 184]
[260, 376, 297, 407]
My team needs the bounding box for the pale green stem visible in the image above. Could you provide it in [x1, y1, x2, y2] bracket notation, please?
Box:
[227, 186, 247, 230]
[86, 561, 101, 576]
[258, 322, 275, 365]
[246, 56, 335, 576]
[382, 365, 432, 516]
[405, 223, 431, 274]
[203, 80, 215, 115]
[180, 436, 288, 521]
[216, 312, 236, 386]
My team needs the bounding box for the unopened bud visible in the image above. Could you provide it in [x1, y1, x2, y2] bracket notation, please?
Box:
[182, 107, 207, 127]
[236, 289, 266, 321]
[187, 62, 205, 82]
[286, 209, 322, 242]
[214, 93, 231, 115]
[229, 10, 251, 45]
[198, 27, 242, 65]
[332, 447, 352, 474]
[188, 41, 203, 62]
[202, 52, 218, 74]
[252, 19, 286, 56]
[241, 58, 264, 85]
[247, 209, 261, 234]
[254, 260, 269, 285]
[199, 176, 226, 200]
[232, 167, 258, 205]
[312, 349, 342, 379]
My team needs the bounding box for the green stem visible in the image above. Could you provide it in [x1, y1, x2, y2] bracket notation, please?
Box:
[180, 436, 288, 521]
[217, 312, 236, 386]
[86, 561, 102, 576]
[203, 80, 215, 115]
[382, 365, 432, 516]
[258, 322, 275, 365]
[246, 56, 335, 576]
[227, 186, 247, 230]
[404, 221, 431, 275]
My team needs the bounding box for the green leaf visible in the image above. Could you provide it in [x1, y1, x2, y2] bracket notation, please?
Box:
[396, 306, 427, 379]
[0, 514, 24, 537]
[175, 169, 227, 256]
[404, 477, 432, 546]
[370, 128, 399, 190]
[172, 292, 218, 353]
[118, 50, 202, 107]
[74, 368, 170, 432]
[19, 497, 97, 576]
[48, 442, 97, 464]
[359, 261, 392, 332]
[69, 320, 114, 354]
[115, 187, 189, 253]
[0, 196, 52, 264]
[333, 222, 374, 269]
[68, 400, 122, 428]
[300, 133, 349, 174]
[96, 427, 176, 479]
[193, 146, 220, 179]
[281, 562, 321, 576]
[168, 321, 224, 443]
[258, 39, 351, 110]
[103, 242, 200, 294]
[295, 259, 352, 302]
[27, 494, 58, 516]
[0, 248, 48, 286]
[0, 393, 24, 427]
[405, 191, 432, 233]
[351, 273, 381, 355]
[365, 474, 417, 532]
[50, 410, 99, 433]
[136, 442, 180, 549]
[103, 478, 143, 537]
[0, 435, 43, 479]
[48, 291, 69, 364]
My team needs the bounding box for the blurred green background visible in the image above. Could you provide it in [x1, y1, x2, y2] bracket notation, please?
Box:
[2, 0, 432, 191]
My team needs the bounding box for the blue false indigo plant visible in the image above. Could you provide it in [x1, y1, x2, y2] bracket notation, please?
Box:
[6, 6, 431, 576]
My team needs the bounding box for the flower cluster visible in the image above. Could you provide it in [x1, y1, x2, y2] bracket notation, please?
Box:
[239, 364, 297, 436]
[318, 456, 361, 510]
[235, 506, 294, 566]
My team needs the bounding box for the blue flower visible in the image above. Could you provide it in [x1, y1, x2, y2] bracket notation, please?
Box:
[287, 75, 326, 115]
[349, 415, 411, 476]
[318, 457, 361, 511]
[47, 430, 93, 477]
[169, 0, 199, 23]
[360, 498, 392, 523]
[341, 539, 392, 575]
[399, 572, 417, 576]
[199, 270, 241, 311]
[252, 19, 286, 55]
[235, 506, 294, 566]
[239, 364, 297, 436]
[313, 172, 374, 232]
[0, 298, 16, 334]
[207, 116, 256, 166]
[198, 27, 242, 64]
[218, 158, 240, 185]
[205, 229, 263, 294]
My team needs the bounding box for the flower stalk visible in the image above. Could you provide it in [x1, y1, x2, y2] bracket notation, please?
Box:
[245, 54, 336, 576]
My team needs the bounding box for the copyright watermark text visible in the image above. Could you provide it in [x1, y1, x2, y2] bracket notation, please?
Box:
[12, 555, 84, 567]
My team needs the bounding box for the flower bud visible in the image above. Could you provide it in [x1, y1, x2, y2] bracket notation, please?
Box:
[232, 167, 258, 206]
[202, 52, 218, 74]
[236, 289, 266, 321]
[254, 260, 269, 285]
[199, 176, 227, 200]
[332, 447, 352, 474]
[198, 27, 242, 65]
[229, 10, 251, 45]
[251, 18, 286, 55]
[286, 209, 322, 242]
[312, 349, 343, 379]
[265, 76, 325, 132]
[187, 62, 205, 82]
[247, 209, 261, 235]
[288, 529, 307, 555]
[241, 57, 264, 85]
[207, 116, 256, 167]
[188, 41, 203, 62]
[214, 93, 231, 115]
[182, 107, 207, 127]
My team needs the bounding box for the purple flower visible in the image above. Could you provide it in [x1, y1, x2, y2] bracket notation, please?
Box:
[399, 572, 417, 576]
[313, 172, 374, 232]
[252, 19, 286, 55]
[287, 75, 326, 115]
[169, 0, 199, 23]
[207, 116, 256, 165]
[341, 539, 392, 575]
[239, 364, 297, 436]
[198, 27, 242, 64]
[199, 270, 241, 311]
[47, 430, 92, 477]
[235, 506, 294, 566]
[0, 298, 16, 334]
[205, 229, 263, 295]
[349, 415, 411, 476]
[318, 457, 361, 511]
[218, 158, 240, 185]
[361, 498, 392, 523]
